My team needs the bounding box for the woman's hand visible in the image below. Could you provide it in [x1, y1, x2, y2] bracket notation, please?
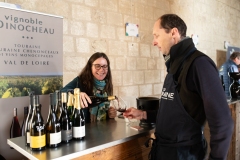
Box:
[108, 106, 117, 118]
[80, 92, 91, 108]
[123, 107, 147, 120]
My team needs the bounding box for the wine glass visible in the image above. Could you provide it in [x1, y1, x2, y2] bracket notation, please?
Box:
[112, 97, 131, 125]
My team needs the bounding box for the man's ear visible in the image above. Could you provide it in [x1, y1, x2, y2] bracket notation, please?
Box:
[171, 28, 181, 41]
[171, 27, 179, 36]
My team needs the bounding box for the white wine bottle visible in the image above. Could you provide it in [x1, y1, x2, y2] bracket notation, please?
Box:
[60, 92, 72, 143]
[55, 90, 62, 122]
[46, 93, 61, 148]
[25, 92, 34, 146]
[30, 95, 46, 151]
[21, 106, 28, 136]
[72, 88, 85, 140]
[88, 95, 117, 107]
[67, 90, 74, 123]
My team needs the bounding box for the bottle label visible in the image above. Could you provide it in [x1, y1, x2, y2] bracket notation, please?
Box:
[27, 132, 30, 143]
[50, 131, 61, 144]
[61, 129, 72, 141]
[30, 134, 46, 148]
[73, 126, 85, 138]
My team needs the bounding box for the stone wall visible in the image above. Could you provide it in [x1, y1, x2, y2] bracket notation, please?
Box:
[1, 0, 240, 105]
[0, 0, 240, 159]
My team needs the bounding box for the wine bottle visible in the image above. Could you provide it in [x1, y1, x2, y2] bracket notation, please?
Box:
[72, 88, 85, 140]
[88, 95, 117, 107]
[67, 90, 74, 120]
[60, 92, 72, 143]
[221, 75, 225, 91]
[9, 108, 21, 149]
[10, 108, 21, 138]
[46, 93, 61, 148]
[25, 92, 34, 146]
[21, 106, 28, 136]
[55, 90, 62, 122]
[30, 95, 46, 151]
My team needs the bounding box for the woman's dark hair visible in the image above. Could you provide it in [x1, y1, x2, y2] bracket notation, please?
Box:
[159, 14, 187, 38]
[78, 52, 113, 95]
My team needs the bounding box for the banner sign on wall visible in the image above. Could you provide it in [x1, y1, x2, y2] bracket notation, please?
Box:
[0, 6, 63, 98]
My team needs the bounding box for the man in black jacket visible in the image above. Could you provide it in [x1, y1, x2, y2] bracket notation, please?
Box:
[124, 14, 233, 160]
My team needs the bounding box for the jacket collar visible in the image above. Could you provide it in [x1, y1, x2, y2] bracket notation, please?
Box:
[167, 38, 196, 74]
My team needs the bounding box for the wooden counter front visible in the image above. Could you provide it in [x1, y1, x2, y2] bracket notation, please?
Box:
[204, 100, 240, 160]
[73, 134, 153, 160]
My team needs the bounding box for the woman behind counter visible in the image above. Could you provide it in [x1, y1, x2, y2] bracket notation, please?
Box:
[61, 52, 116, 123]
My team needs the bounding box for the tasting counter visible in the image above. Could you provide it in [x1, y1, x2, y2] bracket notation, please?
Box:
[7, 118, 155, 160]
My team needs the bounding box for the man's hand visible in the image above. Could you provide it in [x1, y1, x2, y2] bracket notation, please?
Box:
[123, 107, 147, 120]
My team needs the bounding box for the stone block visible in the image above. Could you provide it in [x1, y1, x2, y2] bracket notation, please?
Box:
[63, 36, 74, 52]
[123, 71, 133, 85]
[157, 58, 165, 70]
[115, 57, 126, 70]
[113, 86, 119, 97]
[108, 57, 115, 70]
[144, 70, 155, 84]
[63, 19, 68, 35]
[92, 10, 107, 24]
[107, 12, 123, 26]
[100, 0, 118, 11]
[136, 58, 147, 70]
[154, 70, 161, 83]
[128, 43, 139, 57]
[85, 0, 98, 7]
[86, 22, 98, 38]
[153, 83, 162, 95]
[127, 57, 137, 70]
[147, 59, 156, 70]
[140, 44, 150, 57]
[119, 0, 134, 15]
[112, 71, 122, 86]
[71, 21, 85, 36]
[135, 3, 144, 18]
[144, 5, 153, 20]
[119, 86, 139, 97]
[92, 40, 107, 53]
[124, 15, 140, 25]
[72, 5, 91, 21]
[76, 38, 90, 53]
[151, 46, 160, 58]
[139, 84, 153, 96]
[109, 41, 127, 55]
[160, 70, 166, 83]
[140, 19, 152, 31]
[133, 71, 144, 85]
[100, 25, 116, 39]
[65, 56, 86, 72]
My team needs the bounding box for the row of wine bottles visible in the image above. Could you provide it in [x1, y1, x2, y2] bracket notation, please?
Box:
[10, 88, 117, 151]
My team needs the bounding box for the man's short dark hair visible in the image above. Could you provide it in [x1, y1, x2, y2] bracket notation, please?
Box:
[159, 14, 187, 38]
[230, 51, 240, 60]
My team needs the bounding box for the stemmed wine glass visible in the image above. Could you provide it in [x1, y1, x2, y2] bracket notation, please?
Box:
[112, 97, 131, 125]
